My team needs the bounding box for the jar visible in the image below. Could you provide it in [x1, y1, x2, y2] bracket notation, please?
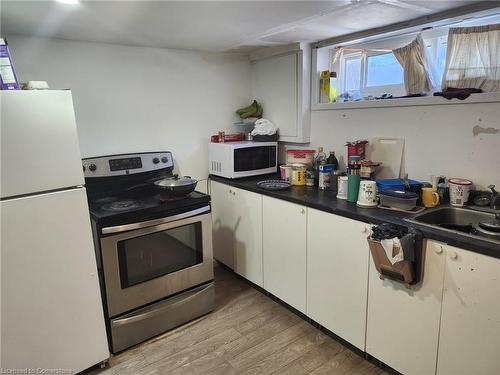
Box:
[306, 169, 315, 187]
[291, 164, 306, 186]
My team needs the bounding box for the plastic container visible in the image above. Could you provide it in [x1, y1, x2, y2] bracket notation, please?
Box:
[346, 141, 368, 159]
[448, 178, 473, 207]
[376, 178, 422, 192]
[286, 149, 315, 166]
[279, 165, 292, 182]
[379, 190, 419, 211]
[337, 176, 348, 200]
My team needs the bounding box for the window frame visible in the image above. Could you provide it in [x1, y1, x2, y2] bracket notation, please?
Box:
[337, 50, 406, 98]
[362, 50, 406, 97]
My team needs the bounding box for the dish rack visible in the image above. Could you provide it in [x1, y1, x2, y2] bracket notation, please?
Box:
[367, 227, 424, 288]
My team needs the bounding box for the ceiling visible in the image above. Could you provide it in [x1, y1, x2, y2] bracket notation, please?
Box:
[0, 0, 482, 52]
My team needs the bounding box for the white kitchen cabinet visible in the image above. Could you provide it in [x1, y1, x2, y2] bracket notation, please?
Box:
[263, 196, 307, 313]
[210, 181, 263, 286]
[251, 43, 311, 143]
[306, 209, 370, 350]
[436, 244, 500, 375]
[210, 180, 235, 269]
[233, 188, 263, 287]
[366, 239, 446, 375]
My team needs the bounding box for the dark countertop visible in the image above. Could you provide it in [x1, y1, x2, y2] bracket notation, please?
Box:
[210, 174, 500, 259]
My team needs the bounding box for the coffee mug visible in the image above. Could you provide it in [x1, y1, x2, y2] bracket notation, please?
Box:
[422, 187, 440, 208]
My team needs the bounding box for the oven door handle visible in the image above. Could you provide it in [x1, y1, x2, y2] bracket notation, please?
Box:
[101, 205, 210, 234]
[112, 283, 212, 326]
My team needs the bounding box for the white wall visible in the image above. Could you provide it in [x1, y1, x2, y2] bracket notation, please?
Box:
[7, 35, 252, 184]
[309, 102, 500, 189]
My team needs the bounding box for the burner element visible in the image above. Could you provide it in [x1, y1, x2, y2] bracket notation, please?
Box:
[101, 200, 145, 212]
[94, 196, 118, 205]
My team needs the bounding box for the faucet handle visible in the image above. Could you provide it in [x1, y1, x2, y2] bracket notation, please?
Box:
[488, 185, 497, 194]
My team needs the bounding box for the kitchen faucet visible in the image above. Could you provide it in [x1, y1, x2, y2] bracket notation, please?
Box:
[488, 185, 500, 210]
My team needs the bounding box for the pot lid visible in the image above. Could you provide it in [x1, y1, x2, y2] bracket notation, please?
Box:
[154, 176, 197, 188]
[448, 178, 472, 186]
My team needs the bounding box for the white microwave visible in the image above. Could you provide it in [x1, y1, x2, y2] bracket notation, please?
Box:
[209, 141, 278, 179]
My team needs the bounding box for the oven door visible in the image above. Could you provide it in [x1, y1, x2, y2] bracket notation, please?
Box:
[100, 208, 213, 317]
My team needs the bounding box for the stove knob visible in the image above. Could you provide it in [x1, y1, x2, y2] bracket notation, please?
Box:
[89, 164, 97, 172]
[153, 157, 160, 164]
[161, 156, 168, 163]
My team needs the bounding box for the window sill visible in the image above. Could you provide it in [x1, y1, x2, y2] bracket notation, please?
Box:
[311, 92, 500, 111]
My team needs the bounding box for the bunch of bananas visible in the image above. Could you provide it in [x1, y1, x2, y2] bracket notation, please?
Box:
[236, 100, 263, 119]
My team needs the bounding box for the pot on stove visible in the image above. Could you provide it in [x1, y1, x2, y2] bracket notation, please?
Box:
[153, 174, 198, 196]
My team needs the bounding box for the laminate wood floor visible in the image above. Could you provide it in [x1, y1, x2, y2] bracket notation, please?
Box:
[86, 265, 389, 375]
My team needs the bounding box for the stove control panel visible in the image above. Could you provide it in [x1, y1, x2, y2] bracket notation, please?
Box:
[82, 152, 173, 178]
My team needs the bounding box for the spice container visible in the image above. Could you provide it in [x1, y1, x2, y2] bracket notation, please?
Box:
[306, 169, 315, 187]
[291, 164, 306, 186]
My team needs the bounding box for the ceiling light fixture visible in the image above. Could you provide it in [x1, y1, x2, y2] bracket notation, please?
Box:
[56, 0, 79, 5]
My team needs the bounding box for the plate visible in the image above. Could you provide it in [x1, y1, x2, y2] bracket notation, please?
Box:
[257, 180, 291, 191]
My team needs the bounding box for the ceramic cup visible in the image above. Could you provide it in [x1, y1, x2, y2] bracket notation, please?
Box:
[422, 187, 440, 208]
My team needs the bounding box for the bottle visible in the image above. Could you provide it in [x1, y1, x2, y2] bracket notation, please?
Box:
[329, 72, 338, 103]
[326, 151, 338, 170]
[313, 147, 327, 186]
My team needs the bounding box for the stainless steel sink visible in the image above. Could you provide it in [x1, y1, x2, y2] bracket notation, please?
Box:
[404, 206, 500, 244]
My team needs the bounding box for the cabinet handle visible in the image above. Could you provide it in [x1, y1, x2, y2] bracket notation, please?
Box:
[435, 246, 444, 255]
[448, 251, 458, 260]
[300, 208, 305, 214]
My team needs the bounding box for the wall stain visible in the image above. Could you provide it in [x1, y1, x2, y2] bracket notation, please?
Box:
[473, 125, 500, 136]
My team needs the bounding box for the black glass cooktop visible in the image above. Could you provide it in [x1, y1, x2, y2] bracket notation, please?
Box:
[87, 189, 210, 228]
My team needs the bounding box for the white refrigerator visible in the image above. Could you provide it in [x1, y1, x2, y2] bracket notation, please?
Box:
[0, 91, 109, 372]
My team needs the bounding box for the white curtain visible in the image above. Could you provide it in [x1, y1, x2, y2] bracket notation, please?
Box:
[443, 24, 500, 92]
[393, 35, 433, 95]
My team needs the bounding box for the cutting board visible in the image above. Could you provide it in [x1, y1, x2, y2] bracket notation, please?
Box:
[368, 137, 405, 179]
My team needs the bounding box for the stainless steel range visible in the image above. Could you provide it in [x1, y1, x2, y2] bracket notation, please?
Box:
[83, 152, 214, 353]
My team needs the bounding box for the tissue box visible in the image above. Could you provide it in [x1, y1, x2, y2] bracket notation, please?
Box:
[0, 38, 20, 90]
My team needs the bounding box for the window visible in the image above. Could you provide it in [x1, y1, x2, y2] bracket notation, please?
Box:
[343, 54, 361, 92]
[338, 51, 406, 99]
[323, 11, 500, 104]
[425, 35, 448, 87]
[365, 53, 404, 87]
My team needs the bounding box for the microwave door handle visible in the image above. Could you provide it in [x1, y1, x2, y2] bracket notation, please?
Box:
[101, 206, 210, 234]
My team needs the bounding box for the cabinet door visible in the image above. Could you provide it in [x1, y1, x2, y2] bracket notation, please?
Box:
[233, 187, 263, 287]
[366, 239, 446, 375]
[253, 53, 298, 139]
[210, 181, 235, 269]
[263, 196, 306, 313]
[307, 209, 370, 350]
[437, 246, 500, 375]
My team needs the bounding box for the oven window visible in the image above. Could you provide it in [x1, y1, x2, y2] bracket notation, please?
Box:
[234, 146, 276, 172]
[117, 222, 203, 288]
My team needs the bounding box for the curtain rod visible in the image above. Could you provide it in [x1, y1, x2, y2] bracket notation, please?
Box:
[313, 1, 500, 49]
